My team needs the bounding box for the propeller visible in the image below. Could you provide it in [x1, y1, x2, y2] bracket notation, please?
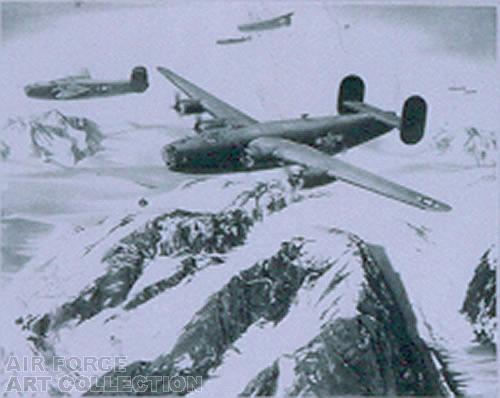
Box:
[172, 92, 181, 111]
[194, 116, 203, 132]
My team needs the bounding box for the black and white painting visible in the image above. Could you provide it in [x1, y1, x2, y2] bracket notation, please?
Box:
[0, 1, 497, 396]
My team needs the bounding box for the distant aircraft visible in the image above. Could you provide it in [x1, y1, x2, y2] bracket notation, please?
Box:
[216, 36, 252, 45]
[24, 67, 149, 100]
[156, 66, 451, 212]
[448, 86, 477, 95]
[237, 12, 294, 32]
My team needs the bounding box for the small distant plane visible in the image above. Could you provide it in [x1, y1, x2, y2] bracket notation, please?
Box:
[24, 67, 149, 100]
[448, 86, 477, 95]
[156, 66, 451, 212]
[238, 12, 294, 32]
[216, 36, 252, 45]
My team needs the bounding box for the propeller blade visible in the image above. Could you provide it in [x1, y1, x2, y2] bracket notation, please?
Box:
[194, 116, 202, 131]
[172, 92, 181, 110]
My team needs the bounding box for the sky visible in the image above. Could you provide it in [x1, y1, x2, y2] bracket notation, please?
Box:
[0, 2, 498, 139]
[339, 5, 496, 59]
[2, 2, 496, 60]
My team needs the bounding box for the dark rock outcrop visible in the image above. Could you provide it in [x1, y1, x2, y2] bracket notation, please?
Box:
[23, 180, 302, 336]
[432, 127, 496, 167]
[17, 179, 453, 397]
[241, 240, 447, 397]
[0, 140, 9, 160]
[461, 245, 497, 345]
[87, 232, 450, 396]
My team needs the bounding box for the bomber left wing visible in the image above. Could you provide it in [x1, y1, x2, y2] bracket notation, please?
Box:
[248, 137, 451, 212]
[67, 68, 91, 80]
[53, 83, 91, 99]
[157, 67, 257, 127]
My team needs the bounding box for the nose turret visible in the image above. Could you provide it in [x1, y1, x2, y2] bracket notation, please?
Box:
[24, 84, 35, 96]
[162, 136, 206, 170]
[162, 144, 178, 168]
[24, 83, 50, 98]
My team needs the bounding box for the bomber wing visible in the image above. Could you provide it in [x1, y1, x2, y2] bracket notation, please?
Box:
[248, 137, 451, 212]
[53, 83, 91, 99]
[58, 69, 91, 82]
[69, 68, 91, 80]
[157, 67, 257, 127]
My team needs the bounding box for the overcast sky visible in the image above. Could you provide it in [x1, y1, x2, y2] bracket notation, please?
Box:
[340, 5, 496, 59]
[1, 2, 496, 60]
[1, 1, 157, 41]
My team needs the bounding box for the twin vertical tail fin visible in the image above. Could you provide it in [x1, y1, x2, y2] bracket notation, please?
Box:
[337, 75, 427, 145]
[400, 95, 426, 144]
[337, 75, 365, 114]
[130, 66, 149, 92]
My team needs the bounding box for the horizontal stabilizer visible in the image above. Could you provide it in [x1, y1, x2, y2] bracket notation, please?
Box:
[343, 101, 400, 128]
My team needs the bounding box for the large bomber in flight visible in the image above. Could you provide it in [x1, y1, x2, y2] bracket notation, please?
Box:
[24, 67, 149, 100]
[157, 66, 451, 212]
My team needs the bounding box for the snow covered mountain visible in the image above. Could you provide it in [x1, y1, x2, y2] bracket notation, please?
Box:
[3, 176, 458, 396]
[0, 104, 497, 396]
[431, 127, 497, 168]
[1, 110, 103, 166]
[1, 2, 497, 396]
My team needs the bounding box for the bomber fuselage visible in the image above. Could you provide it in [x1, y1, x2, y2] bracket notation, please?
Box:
[162, 113, 392, 173]
[24, 79, 147, 100]
[238, 13, 293, 32]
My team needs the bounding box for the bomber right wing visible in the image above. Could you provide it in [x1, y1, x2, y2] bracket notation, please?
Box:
[248, 137, 451, 212]
[157, 67, 257, 127]
[68, 68, 91, 80]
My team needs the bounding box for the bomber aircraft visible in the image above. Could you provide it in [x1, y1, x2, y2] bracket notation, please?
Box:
[24, 66, 149, 100]
[237, 12, 294, 32]
[157, 66, 451, 212]
[216, 36, 252, 45]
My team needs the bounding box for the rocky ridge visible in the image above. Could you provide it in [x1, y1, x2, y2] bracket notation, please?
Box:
[1, 109, 103, 166]
[461, 245, 497, 346]
[13, 177, 457, 396]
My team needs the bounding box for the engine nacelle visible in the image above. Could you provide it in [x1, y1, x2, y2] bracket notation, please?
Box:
[194, 118, 227, 133]
[174, 98, 205, 115]
[286, 166, 336, 189]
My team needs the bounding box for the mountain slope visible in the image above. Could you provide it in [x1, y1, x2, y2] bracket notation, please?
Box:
[1, 109, 103, 166]
[3, 176, 458, 396]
